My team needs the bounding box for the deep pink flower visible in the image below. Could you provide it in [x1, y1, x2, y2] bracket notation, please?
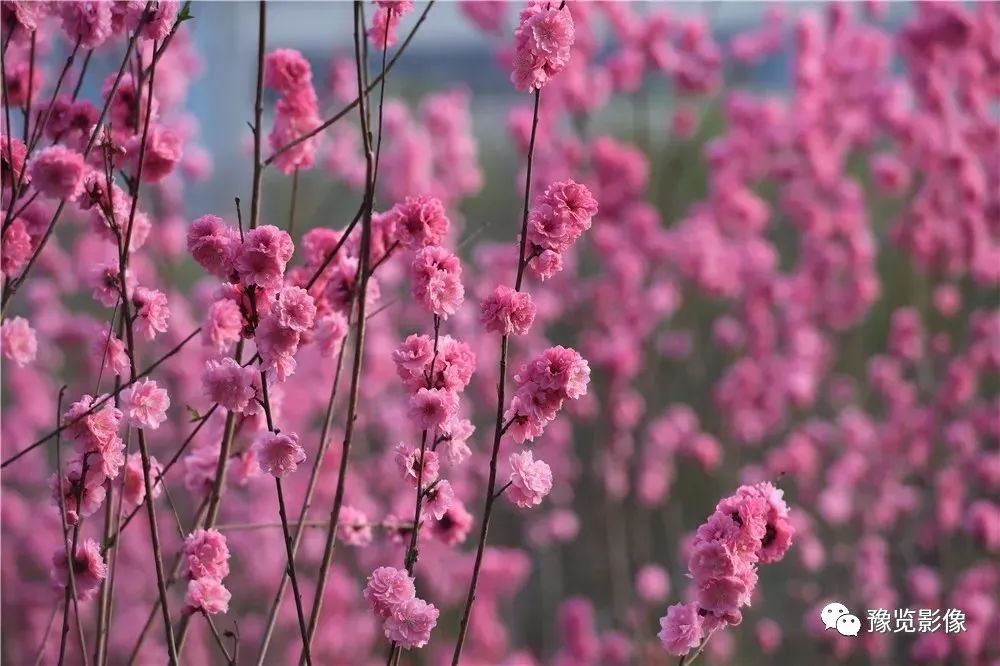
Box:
[657, 603, 703, 656]
[187, 214, 239, 278]
[121, 378, 170, 430]
[185, 577, 231, 615]
[58, 1, 113, 48]
[128, 125, 182, 182]
[236, 225, 294, 289]
[1, 316, 37, 367]
[254, 431, 306, 477]
[383, 597, 439, 649]
[390, 195, 450, 249]
[256, 315, 301, 381]
[265, 49, 313, 94]
[480, 285, 536, 336]
[314, 312, 349, 357]
[184, 528, 230, 581]
[27, 145, 86, 200]
[50, 538, 107, 601]
[364, 566, 416, 618]
[1, 218, 32, 276]
[507, 450, 553, 509]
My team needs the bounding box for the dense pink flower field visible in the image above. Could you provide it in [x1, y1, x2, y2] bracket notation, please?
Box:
[1, 1, 998, 665]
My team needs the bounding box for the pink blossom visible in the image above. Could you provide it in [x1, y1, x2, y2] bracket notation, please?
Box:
[58, 1, 113, 48]
[430, 500, 474, 545]
[526, 180, 598, 254]
[507, 450, 553, 509]
[254, 431, 306, 477]
[1, 218, 32, 276]
[424, 478, 455, 520]
[50, 538, 107, 601]
[63, 394, 123, 453]
[272, 285, 317, 333]
[27, 145, 86, 200]
[410, 245, 464, 318]
[383, 597, 439, 649]
[480, 285, 536, 336]
[364, 566, 416, 618]
[202, 357, 258, 414]
[636, 564, 671, 604]
[1, 316, 37, 367]
[395, 443, 440, 487]
[256, 315, 301, 381]
[408, 387, 459, 431]
[339, 505, 373, 547]
[184, 528, 230, 580]
[121, 378, 170, 430]
[511, 4, 575, 91]
[187, 214, 239, 278]
[236, 225, 294, 289]
[265, 49, 313, 94]
[390, 195, 450, 249]
[657, 603, 703, 656]
[121, 452, 163, 512]
[133, 287, 170, 340]
[314, 312, 349, 357]
[203, 298, 244, 351]
[128, 125, 182, 182]
[1, 134, 27, 186]
[185, 577, 231, 615]
[51, 467, 107, 526]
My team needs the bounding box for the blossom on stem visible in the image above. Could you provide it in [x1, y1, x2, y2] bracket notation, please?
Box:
[507, 450, 553, 509]
[121, 378, 170, 430]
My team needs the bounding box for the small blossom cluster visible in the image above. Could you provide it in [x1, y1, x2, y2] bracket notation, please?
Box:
[183, 528, 232, 615]
[369, 0, 415, 49]
[525, 180, 598, 280]
[265, 48, 321, 173]
[511, 2, 576, 92]
[658, 483, 794, 656]
[505, 345, 591, 444]
[364, 566, 439, 649]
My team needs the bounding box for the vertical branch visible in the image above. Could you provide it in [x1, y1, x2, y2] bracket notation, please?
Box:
[302, 0, 376, 655]
[249, 0, 267, 231]
[451, 87, 542, 666]
[113, 40, 179, 665]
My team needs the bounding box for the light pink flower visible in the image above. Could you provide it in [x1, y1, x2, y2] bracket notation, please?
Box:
[202, 357, 258, 414]
[383, 597, 439, 649]
[122, 452, 163, 512]
[187, 214, 239, 278]
[315, 312, 349, 357]
[184, 529, 230, 581]
[364, 566, 416, 618]
[132, 287, 170, 340]
[507, 450, 553, 509]
[411, 245, 464, 318]
[203, 298, 244, 351]
[255, 431, 306, 477]
[424, 479, 455, 520]
[395, 443, 440, 487]
[185, 578, 231, 615]
[50, 538, 107, 601]
[121, 378, 170, 430]
[339, 505, 373, 547]
[272, 285, 317, 333]
[1, 316, 37, 367]
[657, 603, 703, 656]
